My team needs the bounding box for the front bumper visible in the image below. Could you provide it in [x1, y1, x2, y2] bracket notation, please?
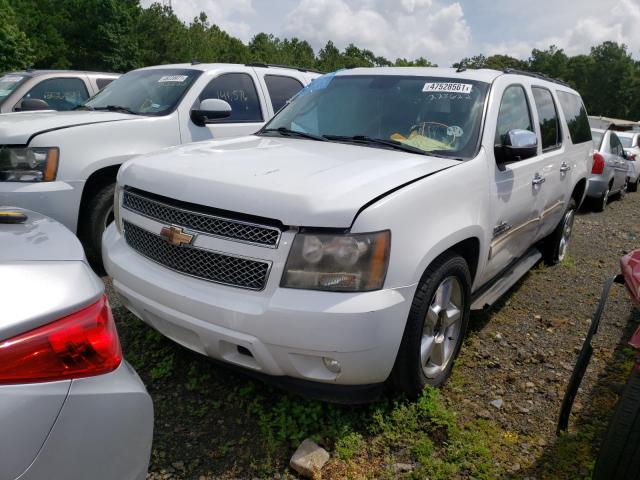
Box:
[0, 180, 83, 232]
[4, 361, 153, 480]
[627, 162, 639, 183]
[103, 224, 415, 387]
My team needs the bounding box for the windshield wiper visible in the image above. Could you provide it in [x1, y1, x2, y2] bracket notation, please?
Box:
[260, 127, 328, 142]
[93, 105, 139, 115]
[72, 105, 94, 111]
[323, 135, 429, 155]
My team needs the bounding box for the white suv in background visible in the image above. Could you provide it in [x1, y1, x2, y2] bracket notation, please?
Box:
[104, 67, 591, 401]
[0, 63, 319, 267]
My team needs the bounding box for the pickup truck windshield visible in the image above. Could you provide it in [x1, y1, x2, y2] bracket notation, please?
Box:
[84, 69, 201, 116]
[0, 75, 28, 105]
[262, 75, 490, 159]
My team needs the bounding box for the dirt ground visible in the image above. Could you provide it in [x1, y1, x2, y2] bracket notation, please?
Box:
[105, 189, 640, 479]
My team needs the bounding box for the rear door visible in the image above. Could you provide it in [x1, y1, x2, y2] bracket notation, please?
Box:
[530, 86, 566, 237]
[610, 133, 629, 190]
[484, 80, 548, 280]
[255, 71, 306, 117]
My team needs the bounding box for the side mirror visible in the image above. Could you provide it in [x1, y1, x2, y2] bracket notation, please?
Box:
[15, 98, 51, 112]
[495, 129, 538, 164]
[190, 98, 232, 127]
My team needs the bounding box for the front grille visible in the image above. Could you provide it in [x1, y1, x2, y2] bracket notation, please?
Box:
[122, 190, 280, 247]
[124, 221, 270, 290]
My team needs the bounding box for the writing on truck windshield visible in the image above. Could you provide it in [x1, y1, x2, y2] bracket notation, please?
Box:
[263, 75, 490, 159]
[84, 69, 201, 116]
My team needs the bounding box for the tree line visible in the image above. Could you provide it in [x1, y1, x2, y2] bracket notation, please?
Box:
[2, 0, 639, 120]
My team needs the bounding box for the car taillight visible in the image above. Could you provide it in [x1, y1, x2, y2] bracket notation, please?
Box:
[0, 295, 121, 384]
[592, 152, 605, 174]
[628, 153, 636, 161]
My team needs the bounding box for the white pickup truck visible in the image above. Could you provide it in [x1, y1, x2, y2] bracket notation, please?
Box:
[0, 63, 319, 266]
[105, 67, 592, 401]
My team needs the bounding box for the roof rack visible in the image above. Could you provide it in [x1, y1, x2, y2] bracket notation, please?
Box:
[502, 68, 568, 87]
[246, 63, 325, 74]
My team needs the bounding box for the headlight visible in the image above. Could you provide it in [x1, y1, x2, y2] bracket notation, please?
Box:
[0, 147, 59, 182]
[281, 231, 390, 292]
[113, 185, 123, 234]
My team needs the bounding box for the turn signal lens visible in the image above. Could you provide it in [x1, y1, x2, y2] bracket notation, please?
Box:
[592, 152, 605, 174]
[0, 296, 121, 384]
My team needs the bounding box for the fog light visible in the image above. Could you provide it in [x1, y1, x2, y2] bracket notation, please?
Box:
[323, 357, 342, 374]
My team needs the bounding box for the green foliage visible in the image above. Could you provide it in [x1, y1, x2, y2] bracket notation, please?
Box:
[0, 0, 34, 71]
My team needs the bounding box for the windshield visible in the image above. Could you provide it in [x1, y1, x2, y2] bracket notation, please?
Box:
[84, 69, 201, 116]
[0, 75, 28, 105]
[591, 130, 604, 149]
[262, 74, 490, 158]
[619, 135, 633, 148]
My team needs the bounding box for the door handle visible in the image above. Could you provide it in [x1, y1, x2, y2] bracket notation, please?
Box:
[532, 173, 546, 186]
[560, 162, 571, 173]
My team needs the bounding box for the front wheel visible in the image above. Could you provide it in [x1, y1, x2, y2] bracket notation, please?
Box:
[593, 368, 640, 480]
[391, 253, 471, 398]
[542, 198, 576, 265]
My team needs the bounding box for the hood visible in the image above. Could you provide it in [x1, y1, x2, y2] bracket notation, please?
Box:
[0, 208, 85, 261]
[120, 135, 459, 227]
[0, 110, 138, 145]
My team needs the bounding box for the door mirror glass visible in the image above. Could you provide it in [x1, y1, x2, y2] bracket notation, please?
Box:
[16, 98, 51, 111]
[190, 98, 232, 127]
[495, 129, 538, 164]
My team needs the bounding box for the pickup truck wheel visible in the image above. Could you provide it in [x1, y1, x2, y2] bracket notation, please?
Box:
[78, 182, 115, 272]
[392, 253, 471, 398]
[542, 198, 576, 265]
[593, 368, 640, 480]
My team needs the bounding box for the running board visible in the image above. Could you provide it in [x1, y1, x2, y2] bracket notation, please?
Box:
[471, 248, 542, 310]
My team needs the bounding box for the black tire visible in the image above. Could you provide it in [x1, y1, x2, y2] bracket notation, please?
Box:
[541, 198, 577, 265]
[594, 186, 610, 212]
[593, 369, 640, 480]
[78, 182, 115, 272]
[391, 253, 471, 398]
[628, 178, 639, 193]
[615, 181, 628, 200]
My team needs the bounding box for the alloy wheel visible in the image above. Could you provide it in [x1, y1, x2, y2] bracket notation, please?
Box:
[557, 208, 575, 262]
[421, 276, 464, 378]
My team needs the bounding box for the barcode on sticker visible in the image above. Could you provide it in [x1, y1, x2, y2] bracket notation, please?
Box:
[158, 75, 188, 83]
[423, 83, 472, 94]
[2, 76, 23, 83]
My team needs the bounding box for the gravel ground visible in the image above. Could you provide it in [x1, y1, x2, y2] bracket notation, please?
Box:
[105, 190, 640, 479]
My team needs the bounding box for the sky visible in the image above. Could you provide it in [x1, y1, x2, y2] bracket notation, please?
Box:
[142, 0, 640, 66]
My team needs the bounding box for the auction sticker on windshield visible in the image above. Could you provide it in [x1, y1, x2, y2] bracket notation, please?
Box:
[423, 83, 472, 94]
[158, 75, 189, 83]
[2, 76, 23, 83]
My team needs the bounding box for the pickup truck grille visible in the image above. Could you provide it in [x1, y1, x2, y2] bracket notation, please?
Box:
[122, 190, 281, 247]
[123, 221, 270, 291]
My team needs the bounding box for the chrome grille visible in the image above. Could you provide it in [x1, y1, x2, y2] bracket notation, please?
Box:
[124, 221, 270, 290]
[123, 190, 281, 247]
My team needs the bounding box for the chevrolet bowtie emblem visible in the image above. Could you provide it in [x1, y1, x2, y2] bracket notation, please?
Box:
[160, 225, 195, 246]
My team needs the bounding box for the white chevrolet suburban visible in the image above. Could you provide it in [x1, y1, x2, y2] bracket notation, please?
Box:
[0, 63, 319, 266]
[104, 67, 592, 401]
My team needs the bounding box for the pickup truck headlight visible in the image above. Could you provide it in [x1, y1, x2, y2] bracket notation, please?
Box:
[281, 231, 390, 292]
[0, 147, 59, 182]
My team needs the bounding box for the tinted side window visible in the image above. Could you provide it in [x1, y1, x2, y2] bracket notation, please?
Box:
[20, 77, 89, 111]
[96, 78, 115, 90]
[199, 73, 262, 122]
[610, 134, 623, 156]
[264, 75, 303, 112]
[556, 91, 591, 144]
[495, 85, 533, 146]
[532, 87, 561, 151]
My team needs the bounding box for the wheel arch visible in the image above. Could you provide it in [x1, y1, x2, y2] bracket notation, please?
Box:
[77, 165, 121, 230]
[571, 177, 587, 208]
[415, 232, 482, 288]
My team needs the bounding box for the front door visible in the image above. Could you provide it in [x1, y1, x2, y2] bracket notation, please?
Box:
[484, 83, 547, 281]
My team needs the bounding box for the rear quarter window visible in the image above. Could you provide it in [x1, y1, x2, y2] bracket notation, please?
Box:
[556, 91, 591, 144]
[96, 78, 115, 90]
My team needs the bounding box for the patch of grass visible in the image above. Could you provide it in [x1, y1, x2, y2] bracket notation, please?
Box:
[335, 431, 365, 460]
[560, 255, 577, 270]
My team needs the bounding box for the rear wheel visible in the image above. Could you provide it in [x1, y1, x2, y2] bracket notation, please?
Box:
[78, 182, 115, 273]
[542, 198, 576, 265]
[392, 253, 471, 398]
[595, 186, 610, 212]
[593, 369, 640, 480]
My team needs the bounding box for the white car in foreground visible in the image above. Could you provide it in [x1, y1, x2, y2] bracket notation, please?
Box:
[0, 63, 319, 267]
[104, 67, 591, 401]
